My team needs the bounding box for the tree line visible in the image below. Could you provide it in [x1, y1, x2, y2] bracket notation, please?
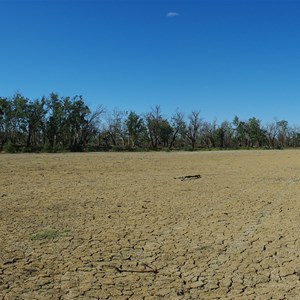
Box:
[1, 93, 300, 153]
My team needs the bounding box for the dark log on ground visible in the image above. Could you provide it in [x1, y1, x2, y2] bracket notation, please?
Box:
[174, 175, 201, 181]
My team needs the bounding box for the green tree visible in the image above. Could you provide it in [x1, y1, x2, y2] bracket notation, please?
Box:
[233, 116, 248, 147]
[126, 111, 146, 147]
[276, 120, 288, 148]
[45, 93, 64, 148]
[247, 117, 266, 147]
[26, 98, 47, 148]
[159, 119, 173, 147]
[11, 93, 29, 145]
[65, 96, 91, 150]
[0, 97, 12, 148]
[216, 121, 233, 148]
[45, 93, 93, 151]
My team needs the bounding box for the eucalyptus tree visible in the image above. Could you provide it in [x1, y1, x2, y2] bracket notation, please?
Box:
[144, 106, 163, 149]
[45, 93, 64, 148]
[233, 116, 248, 147]
[265, 119, 288, 148]
[126, 111, 146, 147]
[9, 93, 29, 145]
[169, 111, 187, 149]
[26, 98, 47, 148]
[202, 120, 217, 148]
[276, 120, 288, 148]
[0, 97, 11, 147]
[159, 119, 173, 147]
[186, 111, 201, 150]
[216, 121, 233, 148]
[105, 109, 127, 146]
[65, 96, 92, 150]
[45, 93, 95, 150]
[247, 117, 266, 147]
[84, 105, 105, 147]
[265, 122, 278, 148]
[289, 126, 300, 147]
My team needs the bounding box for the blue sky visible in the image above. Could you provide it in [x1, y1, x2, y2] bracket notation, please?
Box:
[1, 0, 300, 125]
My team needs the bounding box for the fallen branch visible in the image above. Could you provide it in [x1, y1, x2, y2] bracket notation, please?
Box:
[174, 174, 201, 181]
[103, 264, 158, 274]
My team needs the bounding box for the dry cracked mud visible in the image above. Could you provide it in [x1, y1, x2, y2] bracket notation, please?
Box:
[1, 150, 300, 299]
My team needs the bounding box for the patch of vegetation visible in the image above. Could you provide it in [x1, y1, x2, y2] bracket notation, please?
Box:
[3, 142, 16, 153]
[31, 228, 68, 240]
[52, 144, 67, 153]
[69, 143, 84, 152]
[41, 142, 53, 153]
[21, 145, 41, 153]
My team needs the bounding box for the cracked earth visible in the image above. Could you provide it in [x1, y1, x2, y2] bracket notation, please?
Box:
[1, 150, 300, 299]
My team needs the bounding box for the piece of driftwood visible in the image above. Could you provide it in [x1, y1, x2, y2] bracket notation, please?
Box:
[174, 175, 201, 181]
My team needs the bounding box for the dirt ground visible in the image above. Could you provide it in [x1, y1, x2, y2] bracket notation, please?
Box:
[1, 150, 300, 299]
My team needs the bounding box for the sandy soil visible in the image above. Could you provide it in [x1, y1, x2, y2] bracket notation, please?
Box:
[1, 150, 300, 299]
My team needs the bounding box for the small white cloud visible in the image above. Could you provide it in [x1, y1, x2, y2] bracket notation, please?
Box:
[166, 12, 179, 18]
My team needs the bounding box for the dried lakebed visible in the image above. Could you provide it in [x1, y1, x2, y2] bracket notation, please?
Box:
[1, 150, 300, 299]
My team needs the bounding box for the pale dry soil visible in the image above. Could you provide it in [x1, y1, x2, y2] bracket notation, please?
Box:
[1, 150, 300, 300]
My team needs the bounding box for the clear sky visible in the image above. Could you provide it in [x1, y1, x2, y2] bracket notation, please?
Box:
[1, 0, 300, 125]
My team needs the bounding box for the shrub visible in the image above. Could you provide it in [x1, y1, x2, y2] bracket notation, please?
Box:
[3, 142, 16, 153]
[42, 142, 52, 153]
[69, 143, 84, 152]
[52, 144, 67, 153]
